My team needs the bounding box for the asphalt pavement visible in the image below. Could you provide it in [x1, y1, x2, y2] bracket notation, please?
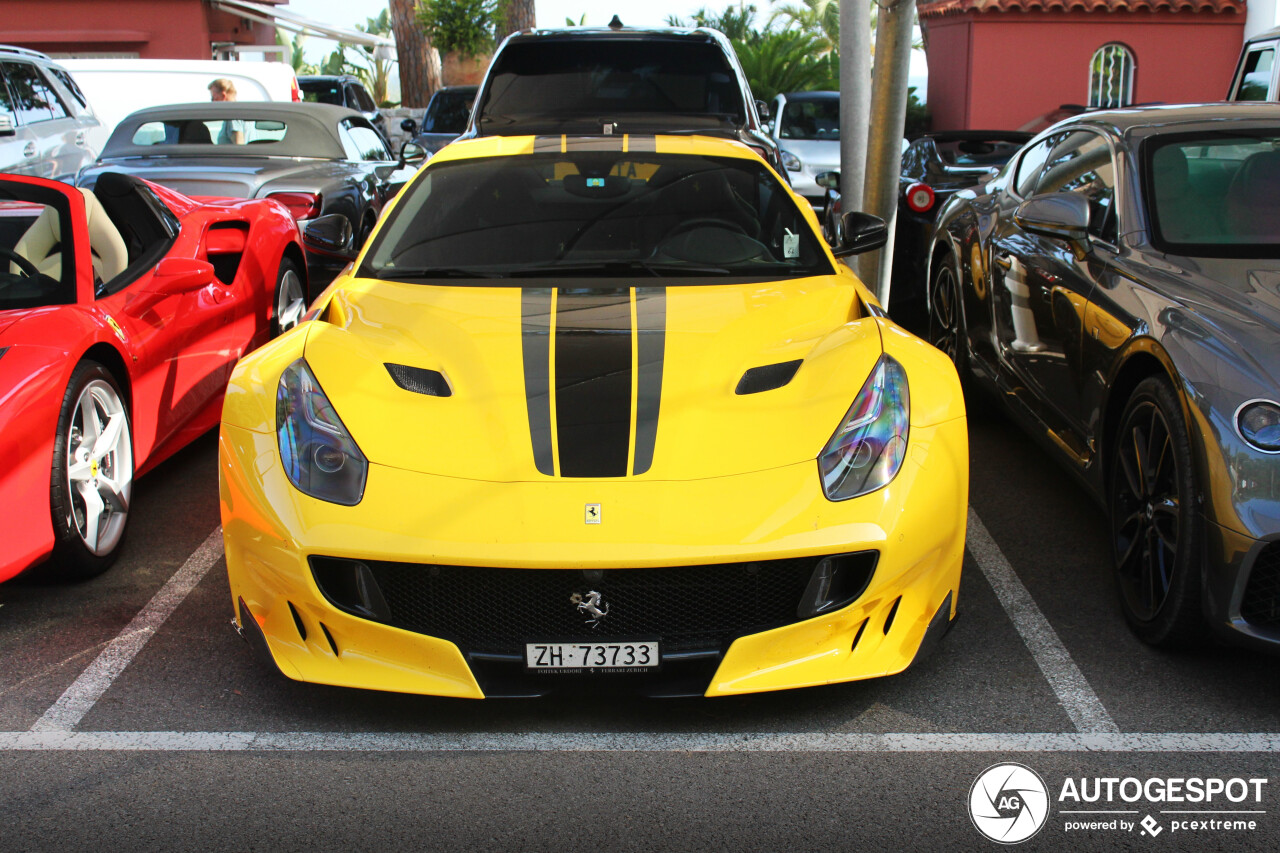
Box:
[1, 400, 1277, 852]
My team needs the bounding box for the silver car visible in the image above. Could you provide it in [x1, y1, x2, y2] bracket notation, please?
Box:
[769, 91, 840, 206]
[0, 46, 105, 181]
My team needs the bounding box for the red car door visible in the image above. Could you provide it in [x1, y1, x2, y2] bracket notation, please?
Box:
[96, 216, 239, 467]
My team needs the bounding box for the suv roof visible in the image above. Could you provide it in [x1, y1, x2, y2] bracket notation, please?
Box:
[463, 24, 784, 173]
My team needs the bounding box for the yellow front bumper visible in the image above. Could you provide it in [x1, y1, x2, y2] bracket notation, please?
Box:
[220, 415, 967, 698]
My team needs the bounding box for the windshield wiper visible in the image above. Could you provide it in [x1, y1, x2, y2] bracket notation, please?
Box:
[509, 260, 730, 278]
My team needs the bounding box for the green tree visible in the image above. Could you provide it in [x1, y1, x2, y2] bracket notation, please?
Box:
[768, 0, 838, 55]
[669, 4, 836, 102]
[418, 0, 498, 58]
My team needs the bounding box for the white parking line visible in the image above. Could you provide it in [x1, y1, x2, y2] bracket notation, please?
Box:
[25, 511, 1115, 741]
[0, 731, 1277, 753]
[29, 528, 224, 733]
[966, 508, 1120, 734]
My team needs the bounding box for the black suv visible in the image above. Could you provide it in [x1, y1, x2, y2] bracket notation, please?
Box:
[461, 24, 785, 176]
[399, 85, 477, 154]
[298, 74, 388, 143]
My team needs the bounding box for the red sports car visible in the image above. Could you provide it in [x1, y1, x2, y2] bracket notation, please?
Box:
[0, 171, 307, 581]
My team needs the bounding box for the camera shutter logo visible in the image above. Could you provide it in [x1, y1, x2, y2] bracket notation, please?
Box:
[968, 762, 1050, 844]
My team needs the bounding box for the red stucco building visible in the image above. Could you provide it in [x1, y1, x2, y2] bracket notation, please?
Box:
[919, 0, 1247, 131]
[0, 0, 281, 59]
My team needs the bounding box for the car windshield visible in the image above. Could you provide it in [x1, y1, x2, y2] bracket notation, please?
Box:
[934, 137, 1024, 167]
[478, 41, 746, 130]
[779, 99, 839, 141]
[0, 185, 75, 310]
[300, 80, 344, 106]
[424, 89, 474, 134]
[1146, 131, 1280, 255]
[360, 151, 834, 282]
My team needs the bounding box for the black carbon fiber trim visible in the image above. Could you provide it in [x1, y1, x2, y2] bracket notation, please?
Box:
[633, 287, 665, 475]
[521, 288, 555, 475]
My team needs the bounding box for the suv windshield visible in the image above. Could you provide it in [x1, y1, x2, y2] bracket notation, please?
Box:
[477, 40, 746, 132]
[361, 151, 832, 282]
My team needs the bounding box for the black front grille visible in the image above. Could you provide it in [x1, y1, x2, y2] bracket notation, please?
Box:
[313, 553, 876, 655]
[1241, 543, 1280, 629]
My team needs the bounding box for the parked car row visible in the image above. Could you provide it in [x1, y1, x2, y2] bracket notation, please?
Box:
[4, 20, 1280, 706]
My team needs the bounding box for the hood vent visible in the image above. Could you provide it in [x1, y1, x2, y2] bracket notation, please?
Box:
[735, 359, 803, 395]
[385, 363, 452, 397]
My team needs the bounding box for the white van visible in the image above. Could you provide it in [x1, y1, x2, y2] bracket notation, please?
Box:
[58, 59, 300, 136]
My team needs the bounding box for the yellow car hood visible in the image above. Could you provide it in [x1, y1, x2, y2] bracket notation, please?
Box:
[302, 276, 884, 482]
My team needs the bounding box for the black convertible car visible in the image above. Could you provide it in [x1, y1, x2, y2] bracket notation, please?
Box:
[928, 103, 1280, 651]
[78, 102, 424, 294]
[819, 130, 1029, 331]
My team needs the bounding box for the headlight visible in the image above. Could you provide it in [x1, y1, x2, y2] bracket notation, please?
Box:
[818, 355, 910, 501]
[1237, 400, 1280, 453]
[781, 149, 802, 172]
[276, 358, 368, 505]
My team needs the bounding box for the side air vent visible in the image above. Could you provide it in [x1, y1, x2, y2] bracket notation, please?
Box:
[385, 363, 452, 397]
[735, 359, 803, 395]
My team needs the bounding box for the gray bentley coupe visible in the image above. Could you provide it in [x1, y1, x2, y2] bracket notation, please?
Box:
[77, 101, 423, 295]
[928, 102, 1280, 651]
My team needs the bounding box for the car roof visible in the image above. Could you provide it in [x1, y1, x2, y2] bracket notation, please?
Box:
[100, 101, 365, 159]
[427, 133, 764, 166]
[504, 25, 720, 42]
[779, 91, 839, 102]
[1047, 102, 1280, 138]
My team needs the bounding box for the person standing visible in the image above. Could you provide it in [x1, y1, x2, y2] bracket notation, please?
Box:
[208, 78, 245, 145]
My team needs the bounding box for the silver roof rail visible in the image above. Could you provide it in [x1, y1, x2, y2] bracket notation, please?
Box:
[0, 45, 54, 62]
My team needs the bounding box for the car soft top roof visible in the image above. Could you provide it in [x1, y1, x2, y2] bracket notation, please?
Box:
[100, 101, 365, 159]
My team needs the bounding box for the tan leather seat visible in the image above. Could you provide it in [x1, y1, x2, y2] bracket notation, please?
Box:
[13, 188, 129, 283]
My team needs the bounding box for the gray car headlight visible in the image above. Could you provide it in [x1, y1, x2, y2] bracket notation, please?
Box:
[818, 355, 910, 501]
[276, 358, 368, 505]
[1237, 400, 1280, 453]
[781, 149, 802, 172]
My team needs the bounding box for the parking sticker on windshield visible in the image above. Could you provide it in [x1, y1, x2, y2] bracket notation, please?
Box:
[784, 228, 799, 259]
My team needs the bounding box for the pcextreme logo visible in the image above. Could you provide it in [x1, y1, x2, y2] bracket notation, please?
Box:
[968, 764, 1270, 844]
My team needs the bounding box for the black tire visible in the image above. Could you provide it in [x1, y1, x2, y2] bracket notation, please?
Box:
[271, 257, 306, 337]
[47, 361, 134, 580]
[928, 251, 968, 383]
[1108, 375, 1204, 647]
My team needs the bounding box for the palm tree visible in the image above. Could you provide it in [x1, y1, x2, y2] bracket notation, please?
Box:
[768, 0, 838, 55]
[343, 9, 396, 105]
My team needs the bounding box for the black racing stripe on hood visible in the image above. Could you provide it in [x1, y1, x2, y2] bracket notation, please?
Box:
[633, 287, 666, 475]
[555, 288, 633, 478]
[521, 289, 555, 475]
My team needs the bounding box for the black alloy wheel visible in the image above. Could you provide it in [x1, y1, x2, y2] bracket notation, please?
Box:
[928, 253, 966, 379]
[1108, 375, 1203, 646]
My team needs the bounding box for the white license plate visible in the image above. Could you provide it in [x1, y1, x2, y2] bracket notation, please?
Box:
[525, 641, 660, 671]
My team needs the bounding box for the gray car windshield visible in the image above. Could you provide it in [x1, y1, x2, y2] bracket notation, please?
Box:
[361, 152, 834, 282]
[1147, 132, 1280, 255]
